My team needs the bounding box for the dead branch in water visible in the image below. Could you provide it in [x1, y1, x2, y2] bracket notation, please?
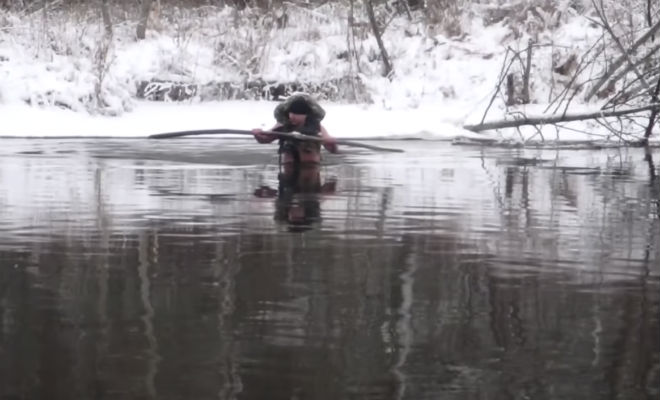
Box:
[464, 103, 660, 133]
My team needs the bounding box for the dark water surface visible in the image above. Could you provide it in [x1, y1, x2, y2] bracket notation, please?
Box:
[0, 139, 658, 400]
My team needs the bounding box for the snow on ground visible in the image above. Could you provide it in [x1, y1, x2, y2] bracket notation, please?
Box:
[0, 100, 470, 139]
[0, 3, 657, 143]
[0, 100, 655, 144]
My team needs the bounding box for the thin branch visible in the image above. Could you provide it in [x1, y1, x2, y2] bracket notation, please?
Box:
[545, 38, 604, 114]
[364, 0, 394, 79]
[400, 0, 413, 20]
[644, 73, 660, 141]
[585, 16, 660, 101]
[481, 49, 515, 124]
[559, 81, 585, 118]
[603, 42, 660, 93]
[648, 0, 654, 30]
[592, 0, 652, 94]
[554, 122, 609, 138]
[593, 117, 636, 143]
[607, 68, 660, 107]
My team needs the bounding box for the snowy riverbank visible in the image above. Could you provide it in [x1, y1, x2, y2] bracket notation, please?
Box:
[0, 2, 658, 144]
[2, 100, 658, 145]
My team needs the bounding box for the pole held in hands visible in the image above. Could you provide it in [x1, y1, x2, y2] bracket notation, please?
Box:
[148, 129, 404, 153]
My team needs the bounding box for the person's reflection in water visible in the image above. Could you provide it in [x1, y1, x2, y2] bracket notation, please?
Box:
[254, 163, 336, 231]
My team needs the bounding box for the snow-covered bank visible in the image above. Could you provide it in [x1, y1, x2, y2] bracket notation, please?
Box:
[0, 2, 658, 143]
[0, 100, 470, 139]
[1, 100, 658, 144]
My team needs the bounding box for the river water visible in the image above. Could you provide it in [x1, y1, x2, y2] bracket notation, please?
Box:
[0, 139, 658, 400]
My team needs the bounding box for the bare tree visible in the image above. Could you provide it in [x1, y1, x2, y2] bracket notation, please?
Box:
[643, 74, 660, 142]
[364, 0, 393, 79]
[95, 0, 114, 110]
[100, 0, 112, 36]
[522, 39, 533, 104]
[585, 12, 660, 101]
[137, 0, 154, 40]
[592, 0, 652, 95]
[648, 0, 654, 29]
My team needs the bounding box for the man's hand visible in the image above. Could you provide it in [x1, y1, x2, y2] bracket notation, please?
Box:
[323, 137, 338, 153]
[254, 185, 278, 198]
[252, 128, 276, 143]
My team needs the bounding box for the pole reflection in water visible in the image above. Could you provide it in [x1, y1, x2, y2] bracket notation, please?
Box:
[0, 139, 657, 400]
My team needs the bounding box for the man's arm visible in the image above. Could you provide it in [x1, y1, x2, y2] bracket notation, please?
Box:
[320, 124, 338, 153]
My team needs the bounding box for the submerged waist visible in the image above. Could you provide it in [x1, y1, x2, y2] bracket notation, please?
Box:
[280, 143, 321, 163]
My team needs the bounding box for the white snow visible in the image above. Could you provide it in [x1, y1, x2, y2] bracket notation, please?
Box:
[0, 100, 471, 139]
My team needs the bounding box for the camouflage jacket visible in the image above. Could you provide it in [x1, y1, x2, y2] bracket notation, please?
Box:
[273, 93, 326, 126]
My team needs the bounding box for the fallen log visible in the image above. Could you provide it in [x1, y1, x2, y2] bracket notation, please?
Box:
[463, 103, 660, 133]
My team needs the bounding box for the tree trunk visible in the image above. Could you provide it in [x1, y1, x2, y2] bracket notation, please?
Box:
[643, 74, 660, 141]
[348, 0, 362, 74]
[463, 103, 660, 133]
[100, 0, 112, 36]
[136, 0, 154, 40]
[506, 73, 515, 106]
[364, 0, 394, 79]
[522, 39, 533, 104]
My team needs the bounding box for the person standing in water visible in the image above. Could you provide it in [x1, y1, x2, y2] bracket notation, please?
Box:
[252, 93, 338, 164]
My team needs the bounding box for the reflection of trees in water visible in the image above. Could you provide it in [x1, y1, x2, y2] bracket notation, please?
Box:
[478, 150, 659, 399]
[0, 151, 659, 400]
[645, 148, 659, 220]
[0, 219, 658, 399]
[490, 150, 659, 285]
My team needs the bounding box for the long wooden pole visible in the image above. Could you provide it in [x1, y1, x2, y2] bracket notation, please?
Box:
[148, 129, 404, 153]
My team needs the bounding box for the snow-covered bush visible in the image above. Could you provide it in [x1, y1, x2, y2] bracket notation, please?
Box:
[0, 0, 657, 115]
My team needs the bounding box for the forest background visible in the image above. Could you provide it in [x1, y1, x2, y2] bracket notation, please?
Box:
[0, 0, 658, 142]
